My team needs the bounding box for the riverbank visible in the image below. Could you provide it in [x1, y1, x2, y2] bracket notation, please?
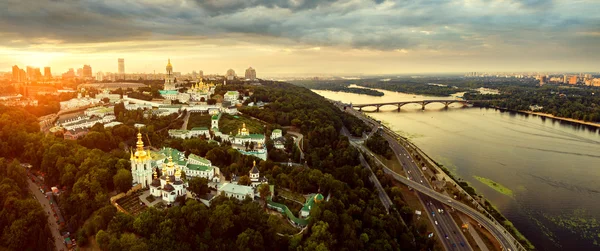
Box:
[485, 105, 600, 129]
[523, 111, 600, 129]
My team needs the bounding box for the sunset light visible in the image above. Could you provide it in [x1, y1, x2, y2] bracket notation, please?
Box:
[1, 1, 599, 251]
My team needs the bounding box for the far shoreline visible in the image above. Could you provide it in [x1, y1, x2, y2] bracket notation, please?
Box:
[486, 106, 600, 129]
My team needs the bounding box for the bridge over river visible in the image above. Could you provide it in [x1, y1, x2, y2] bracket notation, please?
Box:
[351, 99, 496, 112]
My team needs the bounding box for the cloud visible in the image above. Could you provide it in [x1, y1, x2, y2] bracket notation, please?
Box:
[0, 0, 598, 60]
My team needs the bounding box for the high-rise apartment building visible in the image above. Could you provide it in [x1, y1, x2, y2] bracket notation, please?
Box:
[563, 75, 568, 83]
[83, 65, 92, 79]
[569, 76, 578, 85]
[118, 58, 125, 74]
[19, 69, 26, 82]
[539, 75, 547, 86]
[198, 70, 203, 79]
[96, 72, 104, 81]
[34, 68, 42, 81]
[44, 67, 52, 79]
[245, 67, 256, 80]
[12, 65, 20, 82]
[77, 68, 83, 77]
[26, 66, 35, 81]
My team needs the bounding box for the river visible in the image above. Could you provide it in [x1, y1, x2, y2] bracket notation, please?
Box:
[313, 87, 600, 251]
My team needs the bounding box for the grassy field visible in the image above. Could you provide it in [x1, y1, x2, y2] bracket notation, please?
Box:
[219, 113, 265, 135]
[473, 176, 514, 197]
[187, 113, 211, 129]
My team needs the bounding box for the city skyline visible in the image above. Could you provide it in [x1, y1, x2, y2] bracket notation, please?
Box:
[1, 0, 599, 76]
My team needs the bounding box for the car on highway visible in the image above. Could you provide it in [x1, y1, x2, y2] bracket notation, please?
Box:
[434, 221, 438, 225]
[420, 180, 423, 183]
[431, 212, 435, 216]
[447, 199, 452, 203]
[460, 242, 465, 247]
[444, 234, 448, 239]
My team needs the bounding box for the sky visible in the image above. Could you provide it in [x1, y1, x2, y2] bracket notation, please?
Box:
[1, 0, 599, 77]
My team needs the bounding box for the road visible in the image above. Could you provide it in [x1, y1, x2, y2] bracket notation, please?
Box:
[27, 179, 66, 251]
[338, 101, 521, 251]
[286, 131, 305, 160]
[356, 151, 392, 212]
[379, 134, 471, 251]
[339, 104, 470, 250]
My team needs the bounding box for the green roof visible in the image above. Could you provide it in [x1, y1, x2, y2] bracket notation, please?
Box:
[267, 201, 308, 226]
[191, 127, 209, 131]
[188, 154, 211, 165]
[302, 193, 324, 212]
[249, 134, 265, 139]
[187, 164, 212, 171]
[272, 129, 282, 133]
[159, 90, 178, 95]
[226, 91, 238, 95]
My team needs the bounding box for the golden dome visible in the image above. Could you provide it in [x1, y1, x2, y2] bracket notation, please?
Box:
[166, 59, 173, 71]
[175, 167, 181, 178]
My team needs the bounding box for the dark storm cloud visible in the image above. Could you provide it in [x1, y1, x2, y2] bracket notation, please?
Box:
[0, 0, 598, 55]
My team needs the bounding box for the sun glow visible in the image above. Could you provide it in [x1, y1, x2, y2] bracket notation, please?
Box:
[0, 48, 66, 68]
[20, 51, 65, 68]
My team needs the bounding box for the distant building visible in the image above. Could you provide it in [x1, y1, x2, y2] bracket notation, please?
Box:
[96, 72, 104, 81]
[83, 65, 92, 79]
[26, 66, 34, 81]
[77, 68, 83, 78]
[539, 76, 547, 86]
[198, 70, 204, 79]
[569, 76, 578, 85]
[63, 68, 75, 79]
[12, 65, 20, 82]
[226, 69, 236, 80]
[44, 67, 51, 80]
[563, 75, 568, 84]
[245, 67, 256, 80]
[19, 69, 26, 82]
[118, 58, 125, 75]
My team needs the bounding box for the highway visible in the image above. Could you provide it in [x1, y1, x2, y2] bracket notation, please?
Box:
[355, 141, 471, 251]
[337, 102, 522, 251]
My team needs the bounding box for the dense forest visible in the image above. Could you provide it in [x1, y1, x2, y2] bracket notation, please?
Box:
[291, 80, 385, 96]
[0, 106, 52, 250]
[0, 80, 439, 250]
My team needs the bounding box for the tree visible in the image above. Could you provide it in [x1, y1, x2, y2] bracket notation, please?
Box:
[238, 175, 251, 186]
[96, 230, 110, 250]
[188, 177, 209, 197]
[257, 183, 271, 208]
[236, 228, 264, 251]
[113, 169, 132, 193]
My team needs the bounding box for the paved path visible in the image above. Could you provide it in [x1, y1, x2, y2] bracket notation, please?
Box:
[181, 111, 191, 130]
[27, 179, 66, 251]
[286, 131, 305, 160]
